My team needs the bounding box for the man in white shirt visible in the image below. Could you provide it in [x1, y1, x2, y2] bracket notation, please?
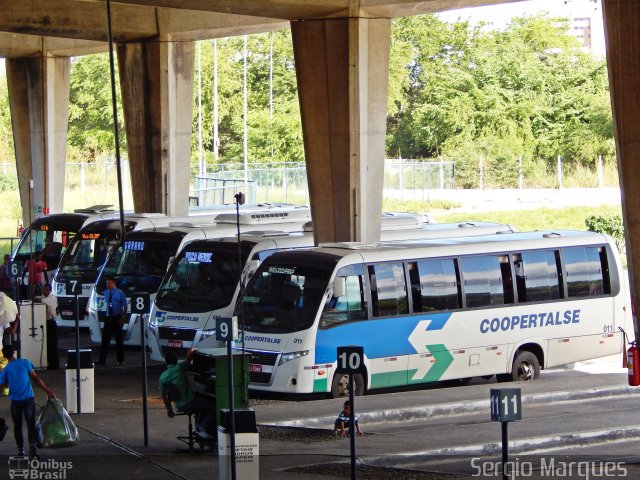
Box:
[41, 284, 59, 370]
[0, 291, 19, 349]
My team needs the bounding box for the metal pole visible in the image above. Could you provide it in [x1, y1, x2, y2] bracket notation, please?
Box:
[501, 421, 509, 480]
[213, 39, 219, 164]
[227, 338, 237, 480]
[75, 293, 81, 415]
[243, 35, 248, 190]
[141, 313, 149, 446]
[598, 154, 603, 188]
[557, 156, 563, 189]
[518, 156, 523, 190]
[349, 374, 357, 480]
[197, 41, 203, 177]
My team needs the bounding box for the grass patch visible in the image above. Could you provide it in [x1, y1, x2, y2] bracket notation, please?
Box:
[383, 198, 461, 213]
[432, 205, 623, 231]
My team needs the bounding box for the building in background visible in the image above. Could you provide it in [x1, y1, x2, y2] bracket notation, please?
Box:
[439, 0, 605, 58]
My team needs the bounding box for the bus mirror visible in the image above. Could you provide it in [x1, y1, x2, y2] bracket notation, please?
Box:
[333, 277, 346, 298]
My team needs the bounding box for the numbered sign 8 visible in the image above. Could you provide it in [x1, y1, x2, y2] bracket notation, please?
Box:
[336, 346, 364, 374]
[216, 316, 238, 342]
[8, 261, 22, 278]
[490, 388, 522, 422]
[65, 280, 82, 296]
[130, 293, 150, 314]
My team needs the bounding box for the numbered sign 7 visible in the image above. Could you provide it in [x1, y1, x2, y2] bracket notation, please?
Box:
[490, 388, 522, 422]
[336, 346, 364, 374]
[65, 280, 82, 296]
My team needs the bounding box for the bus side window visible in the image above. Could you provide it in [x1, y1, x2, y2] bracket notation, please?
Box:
[407, 262, 421, 313]
[500, 254, 515, 304]
[517, 250, 561, 303]
[320, 271, 367, 329]
[368, 262, 408, 318]
[416, 258, 460, 312]
[460, 255, 504, 308]
[563, 246, 606, 298]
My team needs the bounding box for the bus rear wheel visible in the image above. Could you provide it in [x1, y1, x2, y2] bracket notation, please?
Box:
[331, 372, 364, 398]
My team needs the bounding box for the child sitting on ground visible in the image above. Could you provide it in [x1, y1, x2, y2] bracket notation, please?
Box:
[334, 400, 363, 437]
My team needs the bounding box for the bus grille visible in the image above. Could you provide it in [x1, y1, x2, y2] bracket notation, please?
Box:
[57, 297, 89, 320]
[247, 350, 278, 384]
[158, 327, 197, 341]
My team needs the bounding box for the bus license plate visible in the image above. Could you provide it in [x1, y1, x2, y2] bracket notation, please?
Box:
[249, 364, 262, 373]
[167, 340, 183, 348]
[61, 310, 73, 317]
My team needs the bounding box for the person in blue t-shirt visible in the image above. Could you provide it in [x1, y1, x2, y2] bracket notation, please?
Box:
[334, 400, 363, 437]
[0, 344, 55, 458]
[97, 276, 128, 366]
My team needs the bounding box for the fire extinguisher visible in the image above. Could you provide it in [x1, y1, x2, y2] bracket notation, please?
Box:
[621, 327, 640, 386]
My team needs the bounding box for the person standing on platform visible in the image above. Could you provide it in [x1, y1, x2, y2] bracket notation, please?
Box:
[22, 252, 48, 299]
[41, 284, 59, 370]
[0, 254, 14, 298]
[96, 277, 127, 366]
[0, 292, 19, 350]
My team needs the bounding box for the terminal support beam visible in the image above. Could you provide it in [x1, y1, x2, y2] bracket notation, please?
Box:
[118, 40, 194, 215]
[291, 17, 390, 244]
[6, 56, 70, 225]
[603, 0, 640, 337]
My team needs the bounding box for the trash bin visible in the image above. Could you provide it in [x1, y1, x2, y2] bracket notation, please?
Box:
[65, 349, 94, 414]
[218, 409, 259, 480]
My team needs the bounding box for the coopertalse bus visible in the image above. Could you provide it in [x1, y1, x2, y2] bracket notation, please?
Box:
[87, 207, 312, 345]
[54, 204, 310, 328]
[12, 205, 118, 278]
[150, 220, 515, 362]
[235, 230, 629, 397]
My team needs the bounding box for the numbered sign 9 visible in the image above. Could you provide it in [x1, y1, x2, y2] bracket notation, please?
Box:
[65, 279, 82, 296]
[336, 346, 364, 374]
[8, 260, 22, 278]
[490, 388, 522, 422]
[130, 293, 150, 314]
[216, 316, 238, 342]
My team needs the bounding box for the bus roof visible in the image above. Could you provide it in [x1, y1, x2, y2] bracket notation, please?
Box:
[29, 213, 89, 231]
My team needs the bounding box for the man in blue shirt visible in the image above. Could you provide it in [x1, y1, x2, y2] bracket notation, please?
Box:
[0, 344, 55, 458]
[97, 277, 128, 366]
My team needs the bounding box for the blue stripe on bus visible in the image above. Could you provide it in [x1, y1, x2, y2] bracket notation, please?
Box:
[315, 312, 451, 363]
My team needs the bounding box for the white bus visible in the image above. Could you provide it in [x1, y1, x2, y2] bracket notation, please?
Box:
[234, 230, 628, 397]
[150, 221, 515, 362]
[86, 208, 313, 345]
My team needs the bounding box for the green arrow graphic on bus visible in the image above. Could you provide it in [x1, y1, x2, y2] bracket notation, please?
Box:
[413, 344, 454, 382]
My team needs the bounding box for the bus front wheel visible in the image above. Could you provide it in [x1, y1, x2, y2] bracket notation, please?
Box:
[331, 372, 365, 398]
[500, 350, 540, 382]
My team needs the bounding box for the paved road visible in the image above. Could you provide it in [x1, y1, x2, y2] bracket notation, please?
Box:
[0, 332, 637, 480]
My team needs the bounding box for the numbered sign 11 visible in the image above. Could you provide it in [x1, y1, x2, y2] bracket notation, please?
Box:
[65, 280, 82, 296]
[490, 388, 522, 422]
[130, 293, 150, 314]
[336, 346, 364, 374]
[216, 316, 238, 342]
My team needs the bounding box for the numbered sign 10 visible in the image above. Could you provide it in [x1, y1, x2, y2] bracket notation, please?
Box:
[65, 280, 82, 296]
[8, 261, 22, 278]
[490, 388, 522, 422]
[130, 293, 150, 314]
[216, 316, 238, 342]
[336, 346, 364, 374]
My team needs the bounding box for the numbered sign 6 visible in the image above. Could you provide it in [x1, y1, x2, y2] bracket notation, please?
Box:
[130, 293, 150, 314]
[216, 316, 238, 342]
[65, 280, 82, 296]
[8, 260, 22, 278]
[336, 346, 364, 374]
[490, 388, 522, 422]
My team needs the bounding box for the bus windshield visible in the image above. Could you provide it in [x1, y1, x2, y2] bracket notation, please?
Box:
[155, 241, 252, 313]
[55, 231, 120, 284]
[15, 227, 75, 270]
[96, 237, 182, 295]
[239, 260, 333, 333]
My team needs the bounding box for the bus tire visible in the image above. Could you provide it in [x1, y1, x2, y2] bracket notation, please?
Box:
[331, 372, 365, 398]
[510, 350, 540, 382]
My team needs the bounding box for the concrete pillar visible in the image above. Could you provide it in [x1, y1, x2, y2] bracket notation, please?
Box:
[6, 56, 70, 226]
[117, 40, 194, 215]
[603, 0, 640, 337]
[291, 17, 390, 244]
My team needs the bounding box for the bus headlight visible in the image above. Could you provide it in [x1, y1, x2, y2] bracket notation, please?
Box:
[279, 350, 309, 366]
[201, 329, 216, 339]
